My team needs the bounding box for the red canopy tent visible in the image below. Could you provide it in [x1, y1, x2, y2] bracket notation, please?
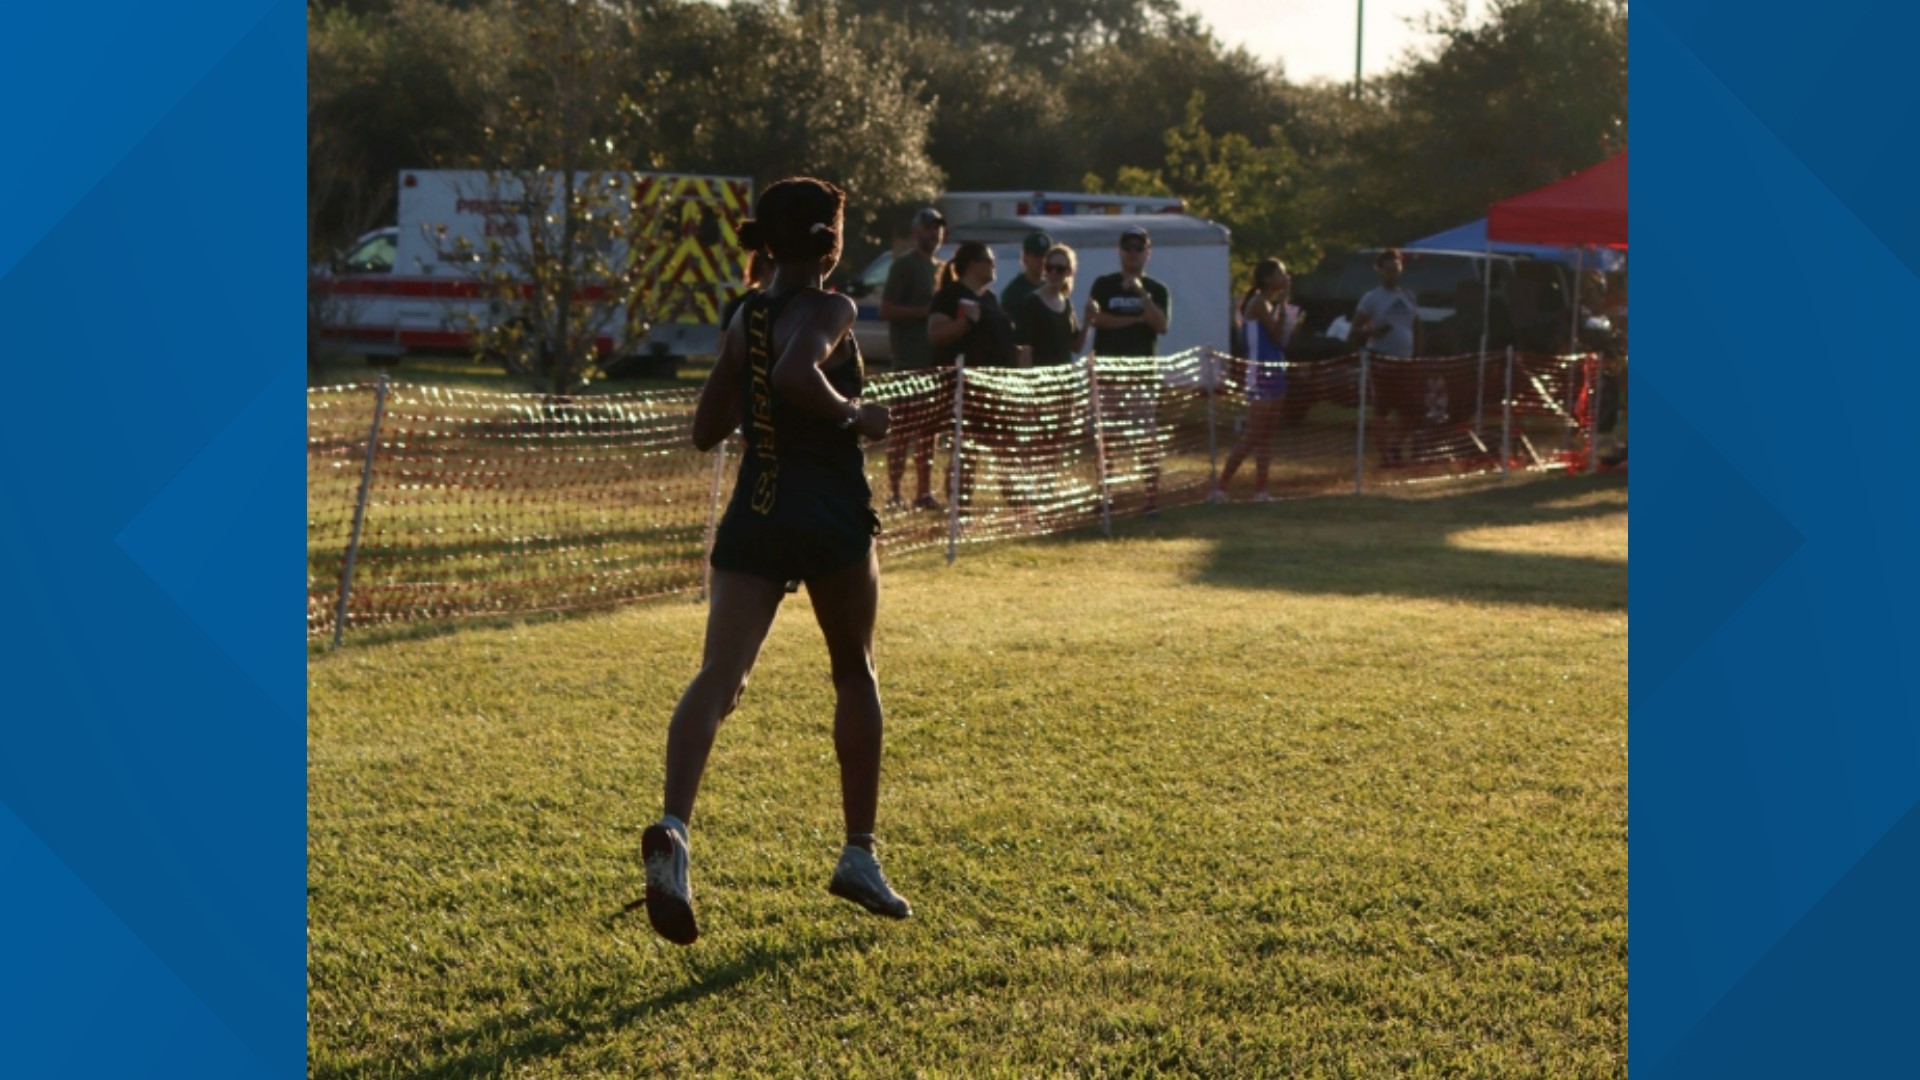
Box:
[1486, 150, 1628, 248]
[1478, 150, 1628, 474]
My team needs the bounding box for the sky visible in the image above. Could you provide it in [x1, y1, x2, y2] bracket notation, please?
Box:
[1179, 0, 1480, 85]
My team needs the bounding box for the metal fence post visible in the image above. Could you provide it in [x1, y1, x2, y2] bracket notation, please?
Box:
[1501, 345, 1515, 479]
[699, 437, 729, 601]
[946, 357, 967, 565]
[1354, 350, 1370, 495]
[1086, 354, 1113, 536]
[1588, 353, 1603, 475]
[332, 375, 390, 647]
[1204, 349, 1220, 495]
[1474, 348, 1487, 434]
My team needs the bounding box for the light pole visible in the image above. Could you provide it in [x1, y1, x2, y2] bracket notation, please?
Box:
[1353, 0, 1364, 99]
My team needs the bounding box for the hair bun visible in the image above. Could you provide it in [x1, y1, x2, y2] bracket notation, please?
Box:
[737, 219, 766, 250]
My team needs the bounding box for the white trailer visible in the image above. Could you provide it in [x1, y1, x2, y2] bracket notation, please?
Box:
[936, 191, 1187, 225]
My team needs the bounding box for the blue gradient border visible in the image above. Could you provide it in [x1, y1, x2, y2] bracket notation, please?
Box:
[2, 0, 1915, 1075]
[1636, 0, 1920, 1073]
[0, 2, 304, 1076]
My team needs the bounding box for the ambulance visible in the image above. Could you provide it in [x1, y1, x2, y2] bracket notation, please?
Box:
[312, 169, 753, 368]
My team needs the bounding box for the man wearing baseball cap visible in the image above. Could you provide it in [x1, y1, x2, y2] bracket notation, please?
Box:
[880, 207, 946, 509]
[999, 230, 1055, 333]
[1087, 225, 1171, 358]
[1087, 224, 1173, 512]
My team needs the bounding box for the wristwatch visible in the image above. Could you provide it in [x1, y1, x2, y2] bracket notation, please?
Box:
[837, 400, 860, 430]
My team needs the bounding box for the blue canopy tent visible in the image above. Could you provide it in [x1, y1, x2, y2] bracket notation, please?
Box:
[1407, 217, 1624, 271]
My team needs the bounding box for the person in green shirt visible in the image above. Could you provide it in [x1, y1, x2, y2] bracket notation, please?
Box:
[999, 230, 1054, 334]
[880, 207, 945, 509]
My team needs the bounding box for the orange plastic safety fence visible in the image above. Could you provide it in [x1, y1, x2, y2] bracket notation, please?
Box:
[308, 349, 1603, 640]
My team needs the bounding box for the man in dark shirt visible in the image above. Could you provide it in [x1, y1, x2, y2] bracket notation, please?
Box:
[880, 207, 945, 510]
[999, 230, 1053, 333]
[1087, 225, 1173, 513]
[1087, 225, 1171, 358]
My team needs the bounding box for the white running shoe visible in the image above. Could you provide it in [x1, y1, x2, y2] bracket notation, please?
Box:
[1251, 491, 1275, 503]
[827, 845, 913, 919]
[1206, 488, 1229, 504]
[641, 821, 698, 945]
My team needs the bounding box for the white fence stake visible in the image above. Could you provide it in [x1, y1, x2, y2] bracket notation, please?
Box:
[1501, 346, 1514, 479]
[332, 375, 390, 647]
[946, 357, 967, 564]
[1086, 354, 1113, 536]
[1354, 350, 1370, 495]
[699, 437, 729, 601]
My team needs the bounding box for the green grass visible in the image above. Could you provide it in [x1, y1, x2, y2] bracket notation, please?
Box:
[308, 473, 1627, 1078]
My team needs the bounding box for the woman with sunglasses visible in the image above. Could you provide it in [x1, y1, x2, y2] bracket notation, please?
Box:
[1015, 243, 1090, 367]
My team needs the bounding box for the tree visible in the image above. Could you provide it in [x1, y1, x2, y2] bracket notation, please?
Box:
[1060, 30, 1292, 182]
[1371, 0, 1629, 241]
[306, 0, 511, 256]
[825, 0, 1196, 72]
[1085, 92, 1317, 285]
[623, 0, 943, 250]
[457, 0, 666, 393]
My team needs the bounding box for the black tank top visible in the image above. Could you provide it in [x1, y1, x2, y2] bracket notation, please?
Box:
[735, 288, 867, 516]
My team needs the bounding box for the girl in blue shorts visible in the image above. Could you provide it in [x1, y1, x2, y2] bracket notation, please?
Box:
[1214, 259, 1298, 502]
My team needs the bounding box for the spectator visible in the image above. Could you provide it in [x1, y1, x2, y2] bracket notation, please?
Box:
[1213, 258, 1297, 502]
[1087, 225, 1173, 513]
[928, 242, 1017, 369]
[1349, 248, 1420, 358]
[929, 242, 1020, 512]
[999, 230, 1055, 334]
[1015, 243, 1089, 367]
[1088, 226, 1171, 358]
[880, 207, 945, 510]
[1349, 248, 1424, 465]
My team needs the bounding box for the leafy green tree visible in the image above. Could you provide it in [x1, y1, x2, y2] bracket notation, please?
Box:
[306, 0, 511, 255]
[1370, 0, 1629, 241]
[1085, 92, 1317, 285]
[826, 0, 1196, 71]
[1060, 30, 1291, 182]
[623, 0, 943, 247]
[457, 0, 669, 393]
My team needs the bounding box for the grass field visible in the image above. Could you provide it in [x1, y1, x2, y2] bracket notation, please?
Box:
[307, 473, 1628, 1078]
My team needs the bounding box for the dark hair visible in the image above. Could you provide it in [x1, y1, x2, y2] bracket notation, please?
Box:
[1374, 248, 1403, 268]
[937, 241, 992, 291]
[1242, 257, 1287, 307]
[737, 177, 846, 262]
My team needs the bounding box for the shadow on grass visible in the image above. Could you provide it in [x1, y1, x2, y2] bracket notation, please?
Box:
[1093, 473, 1629, 612]
[319, 930, 872, 1080]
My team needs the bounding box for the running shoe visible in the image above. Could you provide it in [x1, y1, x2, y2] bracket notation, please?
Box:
[641, 821, 698, 945]
[827, 845, 913, 919]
